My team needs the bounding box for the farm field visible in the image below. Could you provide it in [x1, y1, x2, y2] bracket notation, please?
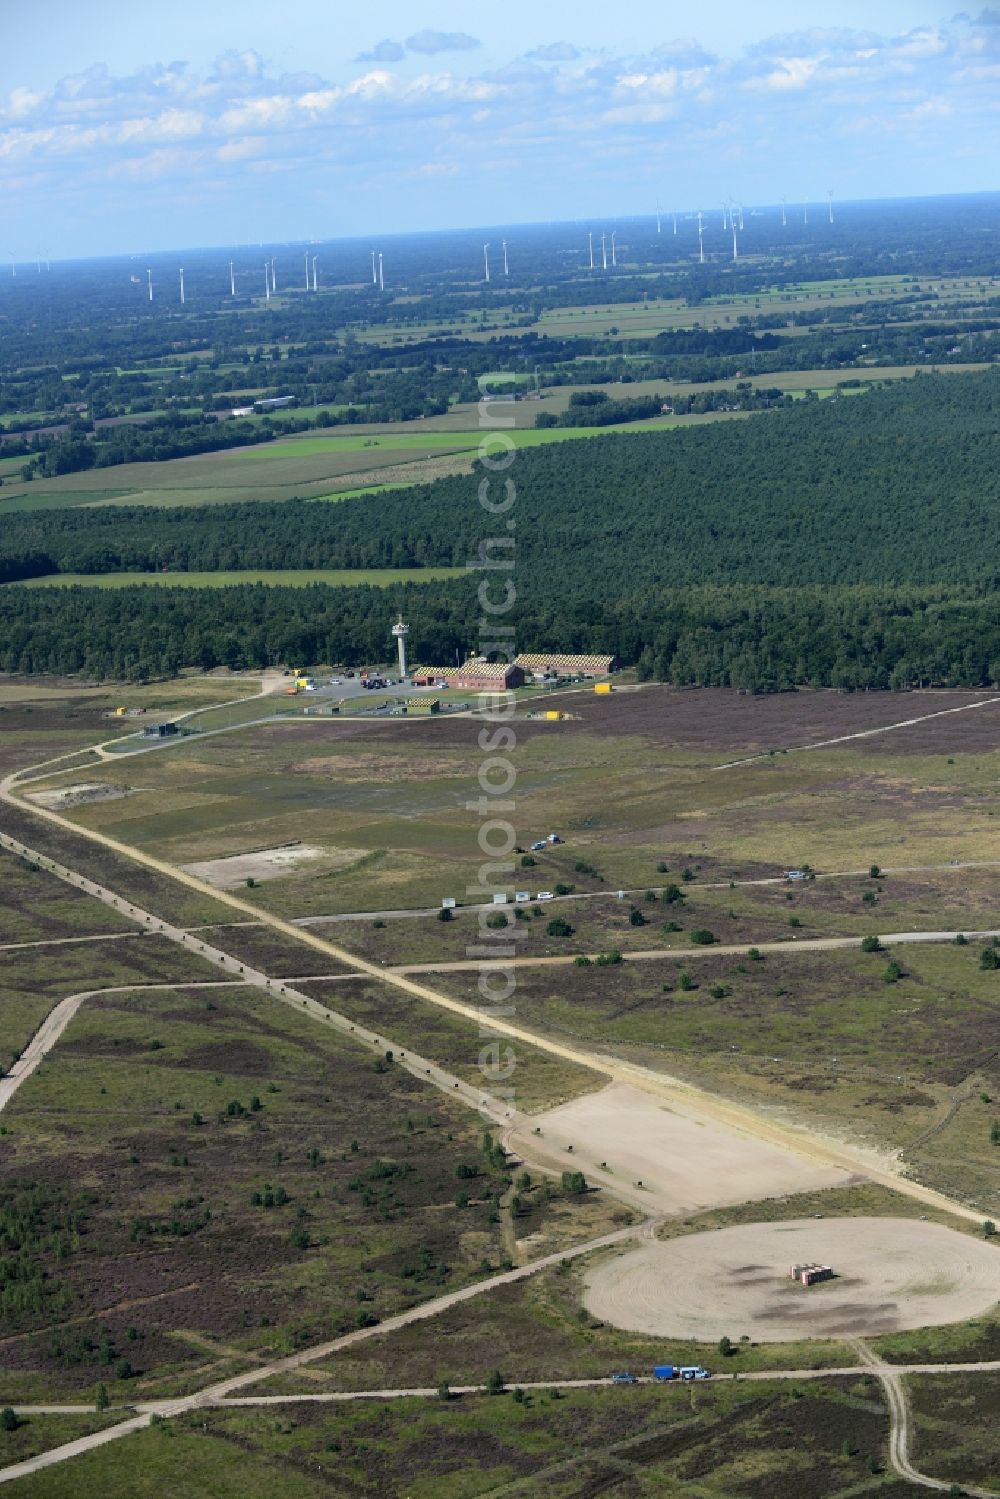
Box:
[0, 409, 762, 512]
[10, 567, 464, 590]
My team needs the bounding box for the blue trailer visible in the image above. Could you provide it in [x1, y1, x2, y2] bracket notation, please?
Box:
[653, 1364, 676, 1381]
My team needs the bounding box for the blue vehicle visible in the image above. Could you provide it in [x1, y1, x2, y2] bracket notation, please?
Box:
[653, 1364, 676, 1382]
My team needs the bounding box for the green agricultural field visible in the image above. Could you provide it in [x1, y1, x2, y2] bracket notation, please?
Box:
[11, 567, 464, 590]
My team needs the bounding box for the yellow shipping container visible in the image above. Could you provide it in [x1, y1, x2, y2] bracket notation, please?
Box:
[544, 709, 561, 720]
[594, 682, 613, 694]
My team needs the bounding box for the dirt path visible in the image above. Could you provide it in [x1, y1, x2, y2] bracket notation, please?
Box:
[0, 932, 144, 953]
[391, 926, 1000, 974]
[854, 1341, 997, 1497]
[714, 694, 1000, 770]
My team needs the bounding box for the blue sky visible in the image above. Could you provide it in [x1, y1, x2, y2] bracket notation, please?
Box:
[3, 1, 999, 257]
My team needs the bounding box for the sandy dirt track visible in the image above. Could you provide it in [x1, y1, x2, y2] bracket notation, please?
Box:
[510, 1082, 853, 1215]
[584, 1217, 1000, 1341]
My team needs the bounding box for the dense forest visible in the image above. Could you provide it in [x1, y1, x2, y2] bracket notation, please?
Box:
[1, 580, 995, 691]
[3, 370, 997, 590]
[0, 369, 998, 687]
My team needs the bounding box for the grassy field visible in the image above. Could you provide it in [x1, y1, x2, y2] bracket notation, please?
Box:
[0, 980, 611, 1406]
[908, 1371, 1000, 1492]
[10, 568, 464, 590]
[0, 1377, 911, 1499]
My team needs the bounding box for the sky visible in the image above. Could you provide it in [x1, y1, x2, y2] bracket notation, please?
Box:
[2, 1, 999, 257]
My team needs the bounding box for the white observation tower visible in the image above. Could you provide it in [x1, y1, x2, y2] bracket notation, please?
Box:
[392, 615, 410, 679]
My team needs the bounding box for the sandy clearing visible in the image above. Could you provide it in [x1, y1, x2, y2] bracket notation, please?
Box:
[584, 1217, 1000, 1342]
[509, 1081, 851, 1217]
[26, 782, 132, 810]
[181, 843, 330, 887]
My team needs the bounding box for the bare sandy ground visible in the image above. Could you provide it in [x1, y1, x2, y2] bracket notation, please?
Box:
[584, 1217, 1000, 1341]
[26, 782, 132, 810]
[510, 1082, 851, 1217]
[181, 843, 330, 887]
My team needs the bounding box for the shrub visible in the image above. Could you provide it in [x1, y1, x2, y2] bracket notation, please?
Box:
[954, 933, 968, 945]
[372, 918, 386, 929]
[628, 907, 647, 927]
[0, 1408, 18, 1432]
[710, 984, 728, 999]
[561, 1170, 587, 1195]
[644, 889, 658, 902]
[690, 928, 716, 945]
[596, 949, 623, 965]
[980, 946, 999, 970]
[883, 960, 903, 984]
[663, 884, 685, 904]
[860, 935, 882, 953]
[788, 915, 802, 929]
[656, 861, 668, 873]
[486, 912, 509, 929]
[681, 867, 696, 882]
[678, 971, 695, 991]
[437, 907, 454, 922]
[868, 864, 881, 879]
[485, 1369, 506, 1395]
[546, 917, 573, 938]
[554, 883, 575, 896]
[520, 854, 536, 867]
[747, 947, 762, 961]
[437, 1381, 452, 1401]
[574, 954, 592, 966]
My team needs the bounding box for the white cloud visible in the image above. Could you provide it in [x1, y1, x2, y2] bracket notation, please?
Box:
[3, 16, 999, 245]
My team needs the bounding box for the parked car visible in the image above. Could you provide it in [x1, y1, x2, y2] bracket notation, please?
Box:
[611, 1372, 637, 1385]
[536, 891, 554, 901]
[680, 1366, 711, 1381]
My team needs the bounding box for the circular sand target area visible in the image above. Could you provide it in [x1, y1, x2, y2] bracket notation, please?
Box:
[583, 1218, 1000, 1342]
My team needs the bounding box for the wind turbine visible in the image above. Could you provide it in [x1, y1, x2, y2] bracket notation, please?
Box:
[179, 268, 185, 305]
[732, 221, 738, 262]
[803, 199, 809, 225]
[827, 190, 834, 225]
[502, 239, 508, 276]
[371, 249, 377, 285]
[264, 264, 271, 301]
[147, 269, 153, 302]
[229, 260, 236, 296]
[655, 201, 661, 234]
[672, 210, 677, 235]
[271, 259, 277, 292]
[611, 230, 617, 268]
[722, 204, 728, 231]
[8, 253, 15, 278]
[304, 252, 310, 289]
[781, 197, 787, 228]
[483, 242, 490, 282]
[601, 231, 607, 271]
[378, 252, 384, 292]
[588, 230, 594, 270]
[738, 203, 744, 231]
[311, 256, 318, 291]
[697, 211, 704, 264]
